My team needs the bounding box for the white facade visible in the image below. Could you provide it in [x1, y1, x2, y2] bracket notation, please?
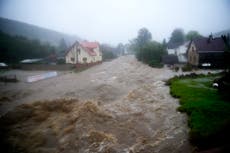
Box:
[167, 48, 176, 55]
[167, 42, 189, 63]
[65, 42, 102, 64]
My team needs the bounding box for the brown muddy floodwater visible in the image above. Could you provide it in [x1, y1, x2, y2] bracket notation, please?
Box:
[0, 55, 195, 153]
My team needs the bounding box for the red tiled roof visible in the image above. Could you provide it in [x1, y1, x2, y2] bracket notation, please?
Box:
[80, 42, 99, 56]
[82, 46, 97, 56]
[65, 41, 99, 56]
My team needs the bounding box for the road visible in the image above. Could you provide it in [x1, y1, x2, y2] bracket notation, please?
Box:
[0, 55, 194, 152]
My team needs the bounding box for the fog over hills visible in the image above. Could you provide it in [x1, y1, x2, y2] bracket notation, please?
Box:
[0, 17, 81, 46]
[214, 29, 230, 37]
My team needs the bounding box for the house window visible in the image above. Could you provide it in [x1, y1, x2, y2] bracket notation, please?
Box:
[83, 57, 87, 63]
[71, 57, 74, 62]
[175, 50, 178, 55]
[77, 48, 80, 55]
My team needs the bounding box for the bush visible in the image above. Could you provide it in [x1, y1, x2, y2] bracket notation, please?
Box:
[174, 66, 179, 72]
[102, 51, 117, 61]
[57, 58, 65, 64]
[148, 60, 163, 68]
[10, 64, 21, 69]
[182, 64, 193, 72]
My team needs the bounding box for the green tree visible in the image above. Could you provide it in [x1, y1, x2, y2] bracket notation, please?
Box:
[142, 41, 166, 67]
[134, 28, 152, 61]
[186, 30, 203, 41]
[58, 38, 67, 52]
[100, 44, 117, 61]
[222, 34, 230, 72]
[136, 27, 152, 48]
[0, 31, 53, 63]
[162, 38, 167, 50]
[117, 43, 125, 55]
[169, 28, 185, 45]
[131, 28, 167, 67]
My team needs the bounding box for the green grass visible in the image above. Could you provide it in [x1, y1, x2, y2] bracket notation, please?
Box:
[0, 69, 8, 74]
[170, 75, 230, 150]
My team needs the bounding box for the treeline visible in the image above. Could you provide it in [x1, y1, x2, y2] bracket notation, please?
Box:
[129, 28, 205, 67]
[130, 28, 167, 67]
[168, 28, 203, 46]
[100, 43, 126, 61]
[0, 31, 55, 63]
[100, 44, 117, 60]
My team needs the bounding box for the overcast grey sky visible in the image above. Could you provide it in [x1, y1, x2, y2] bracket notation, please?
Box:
[0, 0, 229, 45]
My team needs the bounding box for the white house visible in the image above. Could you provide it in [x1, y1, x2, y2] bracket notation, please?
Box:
[167, 42, 189, 63]
[65, 41, 102, 64]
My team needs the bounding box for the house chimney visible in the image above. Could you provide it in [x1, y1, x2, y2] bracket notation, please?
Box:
[207, 33, 213, 43]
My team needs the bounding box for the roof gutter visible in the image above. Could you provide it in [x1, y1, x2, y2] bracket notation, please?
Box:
[198, 51, 225, 53]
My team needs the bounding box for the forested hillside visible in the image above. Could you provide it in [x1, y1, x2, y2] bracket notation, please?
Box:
[214, 29, 230, 37]
[0, 17, 80, 46]
[0, 31, 55, 63]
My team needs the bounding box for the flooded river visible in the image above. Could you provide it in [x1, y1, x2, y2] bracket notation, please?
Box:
[0, 55, 194, 152]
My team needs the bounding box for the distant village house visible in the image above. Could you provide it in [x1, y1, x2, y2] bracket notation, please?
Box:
[65, 41, 102, 65]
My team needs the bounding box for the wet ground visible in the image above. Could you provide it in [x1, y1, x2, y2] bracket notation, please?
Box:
[0, 55, 196, 152]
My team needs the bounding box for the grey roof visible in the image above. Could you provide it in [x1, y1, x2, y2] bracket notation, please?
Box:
[167, 42, 182, 49]
[193, 37, 225, 52]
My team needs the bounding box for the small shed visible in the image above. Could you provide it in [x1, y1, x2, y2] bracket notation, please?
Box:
[162, 55, 179, 65]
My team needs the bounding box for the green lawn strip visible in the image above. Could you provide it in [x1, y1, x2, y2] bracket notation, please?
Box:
[170, 76, 230, 149]
[0, 69, 7, 74]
